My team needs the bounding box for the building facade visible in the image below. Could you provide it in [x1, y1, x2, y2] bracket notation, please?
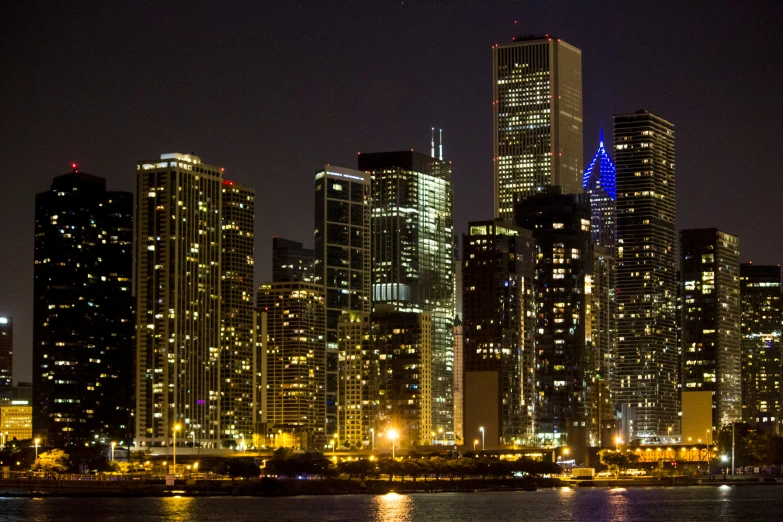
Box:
[614, 110, 678, 441]
[272, 237, 314, 283]
[462, 219, 535, 447]
[313, 166, 371, 437]
[359, 150, 455, 442]
[453, 318, 464, 445]
[0, 402, 33, 443]
[0, 316, 11, 388]
[739, 263, 782, 429]
[220, 180, 256, 443]
[34, 169, 134, 446]
[135, 153, 223, 448]
[493, 35, 583, 218]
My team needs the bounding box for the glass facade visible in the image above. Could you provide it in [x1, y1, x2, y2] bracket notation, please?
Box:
[272, 237, 314, 283]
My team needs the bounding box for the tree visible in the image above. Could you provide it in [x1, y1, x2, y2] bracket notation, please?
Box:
[225, 460, 261, 479]
[32, 449, 69, 474]
[599, 449, 639, 478]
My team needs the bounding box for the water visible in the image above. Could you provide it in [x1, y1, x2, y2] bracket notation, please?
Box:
[0, 486, 780, 521]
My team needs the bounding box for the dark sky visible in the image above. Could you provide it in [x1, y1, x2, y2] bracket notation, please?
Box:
[2, 1, 781, 382]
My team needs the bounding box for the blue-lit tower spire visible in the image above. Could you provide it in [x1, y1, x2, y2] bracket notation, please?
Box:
[583, 129, 617, 251]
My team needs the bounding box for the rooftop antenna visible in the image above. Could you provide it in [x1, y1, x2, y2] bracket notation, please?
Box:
[439, 128, 443, 160]
[431, 127, 435, 158]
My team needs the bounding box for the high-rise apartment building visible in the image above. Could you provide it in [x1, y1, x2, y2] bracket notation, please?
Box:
[462, 219, 535, 448]
[0, 317, 11, 387]
[272, 237, 314, 283]
[515, 190, 595, 450]
[680, 229, 741, 428]
[257, 282, 326, 448]
[614, 110, 678, 440]
[493, 35, 583, 218]
[135, 153, 223, 448]
[220, 180, 255, 442]
[359, 150, 455, 441]
[739, 263, 782, 428]
[313, 166, 371, 437]
[34, 169, 134, 445]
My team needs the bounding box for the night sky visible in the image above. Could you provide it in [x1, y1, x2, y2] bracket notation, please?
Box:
[2, 1, 781, 382]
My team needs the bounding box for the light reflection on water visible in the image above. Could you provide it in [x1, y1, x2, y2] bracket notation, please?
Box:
[370, 492, 415, 522]
[161, 495, 197, 522]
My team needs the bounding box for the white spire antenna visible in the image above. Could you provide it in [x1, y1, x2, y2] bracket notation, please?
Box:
[431, 127, 435, 158]
[439, 128, 443, 160]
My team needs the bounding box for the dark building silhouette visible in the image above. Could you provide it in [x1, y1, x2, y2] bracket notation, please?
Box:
[34, 168, 133, 445]
[0, 316, 11, 388]
[272, 237, 314, 283]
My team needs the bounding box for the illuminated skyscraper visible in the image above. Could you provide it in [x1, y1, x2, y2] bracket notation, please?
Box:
[313, 166, 371, 438]
[614, 110, 678, 440]
[272, 237, 314, 283]
[583, 130, 617, 251]
[0, 316, 11, 388]
[135, 153, 223, 448]
[220, 180, 256, 442]
[359, 150, 455, 441]
[739, 263, 782, 429]
[493, 35, 583, 219]
[34, 169, 134, 445]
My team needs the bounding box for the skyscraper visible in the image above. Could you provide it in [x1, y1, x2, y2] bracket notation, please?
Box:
[313, 165, 371, 437]
[462, 219, 535, 447]
[515, 190, 594, 450]
[272, 237, 314, 283]
[680, 229, 741, 428]
[220, 180, 256, 443]
[614, 110, 677, 441]
[583, 130, 617, 251]
[0, 317, 11, 388]
[135, 153, 223, 448]
[257, 281, 326, 448]
[359, 150, 455, 441]
[739, 263, 782, 429]
[34, 168, 134, 445]
[453, 317, 464, 445]
[493, 35, 583, 219]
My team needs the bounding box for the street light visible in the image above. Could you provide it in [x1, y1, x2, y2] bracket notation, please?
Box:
[615, 437, 622, 451]
[34, 438, 40, 460]
[388, 429, 399, 459]
[111, 441, 116, 462]
[479, 427, 485, 451]
[173, 424, 181, 471]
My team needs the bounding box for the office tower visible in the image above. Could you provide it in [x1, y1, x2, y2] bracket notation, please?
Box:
[220, 180, 255, 443]
[34, 168, 133, 445]
[462, 219, 535, 449]
[359, 150, 455, 441]
[515, 189, 594, 450]
[0, 401, 32, 443]
[337, 312, 368, 447]
[0, 316, 11, 387]
[493, 35, 583, 219]
[257, 282, 326, 448]
[313, 166, 371, 437]
[583, 130, 617, 251]
[680, 229, 741, 429]
[135, 153, 223, 448]
[363, 307, 432, 448]
[272, 237, 314, 283]
[739, 264, 782, 428]
[453, 318, 464, 445]
[614, 110, 678, 440]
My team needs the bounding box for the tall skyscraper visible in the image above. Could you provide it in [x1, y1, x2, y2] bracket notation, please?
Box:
[462, 219, 535, 448]
[739, 263, 782, 429]
[34, 168, 134, 445]
[515, 190, 595, 450]
[313, 165, 371, 437]
[272, 237, 314, 283]
[614, 110, 677, 441]
[0, 317, 11, 388]
[220, 180, 256, 442]
[583, 129, 617, 251]
[135, 153, 223, 448]
[493, 35, 583, 219]
[257, 281, 326, 448]
[359, 150, 455, 441]
[680, 229, 741, 428]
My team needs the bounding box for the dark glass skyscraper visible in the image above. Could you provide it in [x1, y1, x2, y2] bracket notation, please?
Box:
[0, 316, 12, 388]
[34, 169, 134, 445]
[272, 237, 314, 283]
[739, 263, 782, 429]
[359, 150, 455, 442]
[614, 110, 678, 441]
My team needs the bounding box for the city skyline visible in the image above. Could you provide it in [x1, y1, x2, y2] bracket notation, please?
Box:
[2, 3, 781, 389]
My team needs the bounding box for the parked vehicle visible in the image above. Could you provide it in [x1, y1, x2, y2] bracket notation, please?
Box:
[596, 470, 614, 478]
[624, 469, 647, 476]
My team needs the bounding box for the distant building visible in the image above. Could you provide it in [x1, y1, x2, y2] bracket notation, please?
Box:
[220, 180, 256, 443]
[493, 35, 583, 218]
[462, 219, 535, 448]
[34, 168, 133, 446]
[360, 150, 455, 442]
[257, 282, 326, 448]
[0, 316, 11, 387]
[272, 237, 314, 283]
[680, 229, 741, 429]
[614, 110, 678, 440]
[739, 263, 782, 430]
[453, 318, 464, 445]
[0, 401, 32, 443]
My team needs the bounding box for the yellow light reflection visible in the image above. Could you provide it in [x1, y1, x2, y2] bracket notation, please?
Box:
[371, 492, 414, 522]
